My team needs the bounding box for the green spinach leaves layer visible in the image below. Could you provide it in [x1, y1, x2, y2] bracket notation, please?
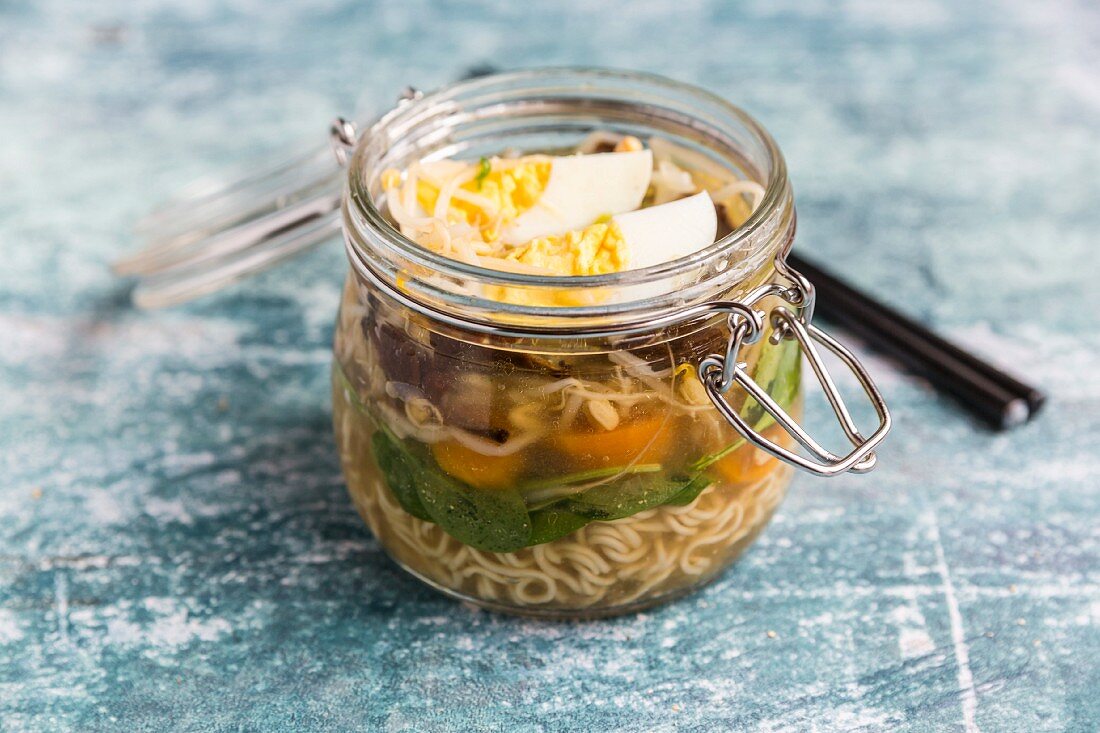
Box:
[361, 337, 801, 550]
[371, 430, 531, 552]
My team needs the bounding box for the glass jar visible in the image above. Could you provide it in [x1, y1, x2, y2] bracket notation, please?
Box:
[328, 69, 890, 617]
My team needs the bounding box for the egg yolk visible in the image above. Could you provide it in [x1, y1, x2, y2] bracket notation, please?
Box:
[381, 156, 639, 307]
[415, 160, 551, 242]
[486, 221, 627, 306]
[506, 221, 626, 276]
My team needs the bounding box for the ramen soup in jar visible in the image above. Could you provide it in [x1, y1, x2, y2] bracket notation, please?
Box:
[329, 70, 890, 617]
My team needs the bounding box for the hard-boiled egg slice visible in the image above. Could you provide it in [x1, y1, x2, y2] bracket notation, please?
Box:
[615, 190, 717, 270]
[487, 190, 718, 306]
[501, 150, 653, 245]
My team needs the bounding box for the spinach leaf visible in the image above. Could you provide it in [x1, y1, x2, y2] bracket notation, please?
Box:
[370, 431, 433, 522]
[519, 464, 663, 511]
[370, 430, 532, 552]
[519, 464, 662, 494]
[690, 437, 747, 473]
[691, 338, 802, 472]
[665, 474, 714, 507]
[527, 506, 591, 545]
[566, 470, 701, 521]
[739, 336, 788, 426]
[474, 156, 491, 189]
[755, 338, 802, 433]
[414, 467, 532, 553]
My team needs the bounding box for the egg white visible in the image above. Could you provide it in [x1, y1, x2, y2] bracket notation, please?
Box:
[501, 150, 653, 245]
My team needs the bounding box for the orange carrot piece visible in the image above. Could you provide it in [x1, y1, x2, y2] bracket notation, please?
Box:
[710, 423, 792, 485]
[431, 441, 524, 490]
[555, 416, 672, 470]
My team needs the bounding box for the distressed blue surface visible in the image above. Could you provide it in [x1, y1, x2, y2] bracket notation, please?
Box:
[1, 1, 1098, 731]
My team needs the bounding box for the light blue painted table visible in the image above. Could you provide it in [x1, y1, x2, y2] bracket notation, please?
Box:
[2, 2, 1097, 731]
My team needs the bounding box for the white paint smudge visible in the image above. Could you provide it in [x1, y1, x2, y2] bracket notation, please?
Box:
[143, 496, 194, 525]
[889, 599, 936, 659]
[798, 612, 835, 627]
[0, 608, 25, 644]
[101, 597, 232, 648]
[54, 571, 69, 644]
[928, 510, 981, 733]
[86, 490, 127, 524]
[898, 627, 937, 659]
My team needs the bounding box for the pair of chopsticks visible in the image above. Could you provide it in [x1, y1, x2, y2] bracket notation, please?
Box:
[789, 253, 1045, 430]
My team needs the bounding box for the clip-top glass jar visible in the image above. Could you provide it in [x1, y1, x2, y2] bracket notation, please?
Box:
[326, 69, 890, 617]
[118, 68, 889, 617]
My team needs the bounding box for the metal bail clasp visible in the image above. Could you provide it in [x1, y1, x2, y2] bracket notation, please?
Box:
[697, 263, 892, 477]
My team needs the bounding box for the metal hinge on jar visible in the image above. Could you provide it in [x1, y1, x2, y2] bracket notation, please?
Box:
[696, 240, 891, 477]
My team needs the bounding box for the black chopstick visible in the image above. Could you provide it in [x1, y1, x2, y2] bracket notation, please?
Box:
[788, 252, 1045, 430]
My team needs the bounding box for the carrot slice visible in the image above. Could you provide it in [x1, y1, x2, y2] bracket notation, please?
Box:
[431, 441, 524, 491]
[710, 423, 792, 485]
[555, 416, 672, 470]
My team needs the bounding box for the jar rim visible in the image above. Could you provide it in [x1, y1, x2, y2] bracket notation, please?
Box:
[343, 67, 793, 328]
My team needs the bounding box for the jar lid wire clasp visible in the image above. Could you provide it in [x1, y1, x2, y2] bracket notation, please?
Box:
[697, 230, 891, 477]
